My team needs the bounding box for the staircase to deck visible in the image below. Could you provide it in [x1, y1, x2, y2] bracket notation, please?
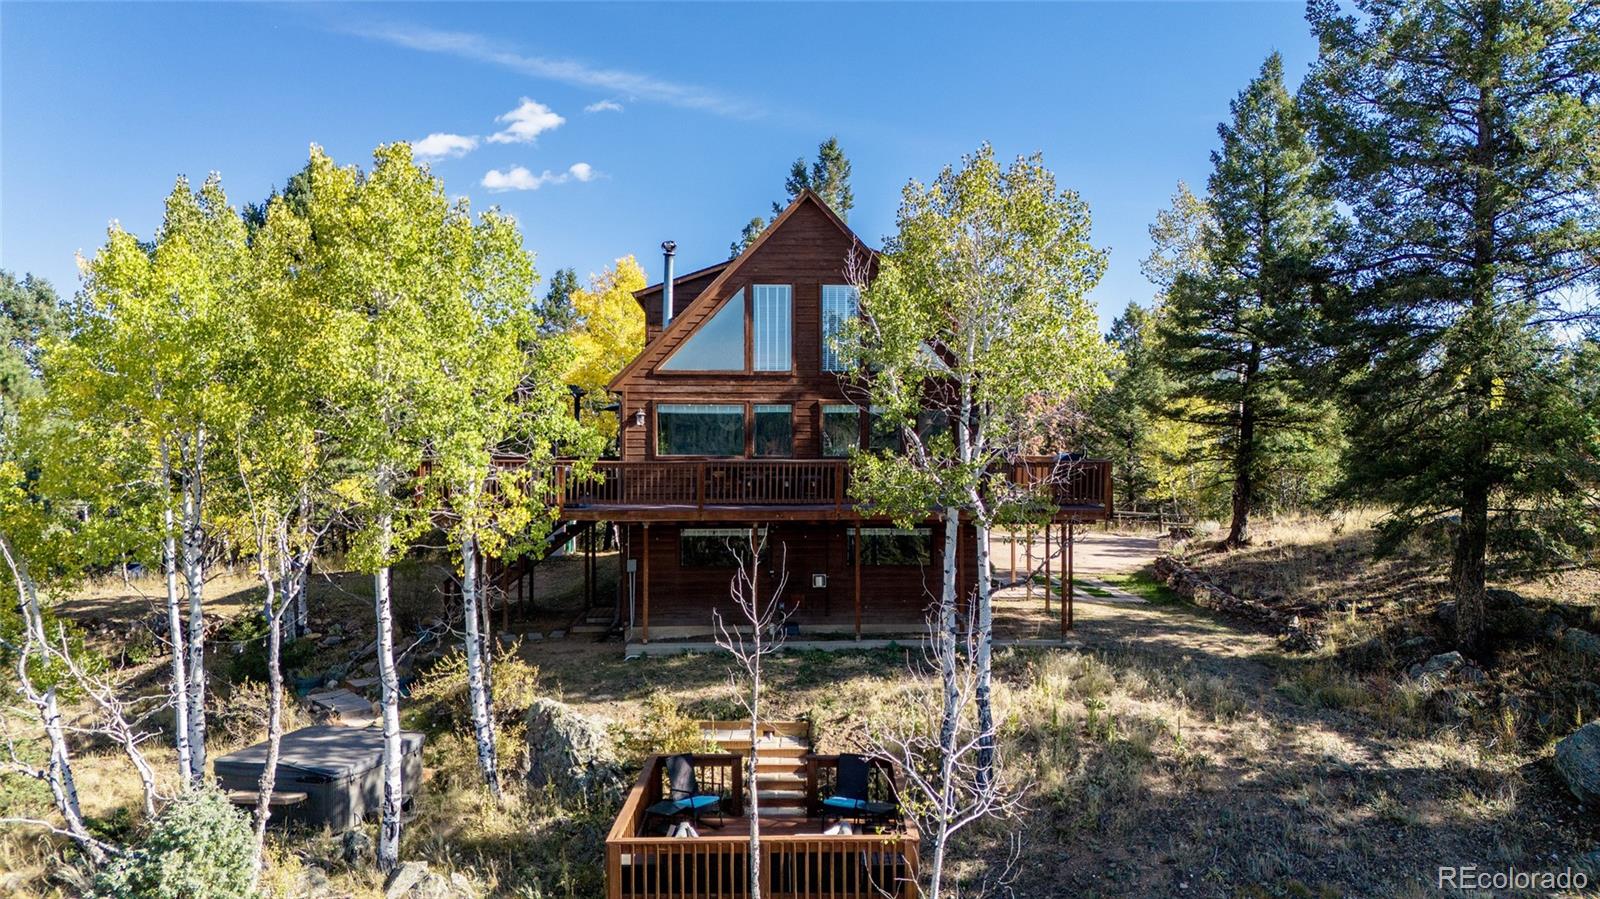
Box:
[699, 720, 812, 818]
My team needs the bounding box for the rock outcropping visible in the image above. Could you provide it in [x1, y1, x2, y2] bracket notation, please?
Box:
[1153, 555, 1324, 651]
[520, 698, 625, 801]
[1555, 721, 1600, 806]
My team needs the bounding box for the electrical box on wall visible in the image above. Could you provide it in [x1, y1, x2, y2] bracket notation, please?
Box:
[626, 559, 637, 573]
[811, 573, 827, 589]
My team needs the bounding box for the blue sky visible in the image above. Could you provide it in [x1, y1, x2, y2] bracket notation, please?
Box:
[1, 2, 1317, 328]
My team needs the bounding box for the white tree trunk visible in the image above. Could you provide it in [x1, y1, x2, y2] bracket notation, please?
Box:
[289, 489, 312, 639]
[250, 550, 284, 883]
[181, 431, 207, 783]
[1, 539, 105, 866]
[931, 511, 964, 899]
[748, 669, 761, 899]
[972, 513, 995, 786]
[374, 511, 404, 873]
[938, 509, 961, 753]
[160, 442, 193, 788]
[460, 534, 500, 797]
[40, 687, 102, 864]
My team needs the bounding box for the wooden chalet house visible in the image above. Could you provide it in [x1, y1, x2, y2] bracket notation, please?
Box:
[553, 191, 1111, 643]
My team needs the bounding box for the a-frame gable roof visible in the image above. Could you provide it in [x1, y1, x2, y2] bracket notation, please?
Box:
[609, 190, 873, 390]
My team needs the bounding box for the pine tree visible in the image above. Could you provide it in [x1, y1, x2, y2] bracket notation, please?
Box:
[1155, 53, 1336, 547]
[777, 136, 853, 220]
[1085, 303, 1170, 513]
[1305, 0, 1600, 649]
[540, 267, 579, 336]
[731, 137, 854, 256]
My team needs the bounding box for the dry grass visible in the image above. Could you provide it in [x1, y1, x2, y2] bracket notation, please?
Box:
[5, 519, 1599, 897]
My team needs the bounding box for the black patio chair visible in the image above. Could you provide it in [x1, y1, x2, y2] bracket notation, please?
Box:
[644, 754, 724, 833]
[821, 754, 897, 829]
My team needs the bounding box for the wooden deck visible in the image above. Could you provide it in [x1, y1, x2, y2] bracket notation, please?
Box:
[552, 457, 1112, 523]
[606, 753, 918, 899]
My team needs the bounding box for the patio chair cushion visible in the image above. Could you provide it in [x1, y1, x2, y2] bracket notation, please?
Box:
[649, 795, 721, 816]
[824, 796, 897, 816]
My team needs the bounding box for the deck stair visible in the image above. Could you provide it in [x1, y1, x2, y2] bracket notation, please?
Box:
[699, 720, 813, 818]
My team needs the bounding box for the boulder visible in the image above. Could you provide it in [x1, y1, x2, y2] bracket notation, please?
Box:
[384, 862, 430, 898]
[1435, 602, 1457, 630]
[1406, 651, 1484, 686]
[520, 698, 624, 800]
[1554, 721, 1600, 805]
[384, 861, 476, 898]
[1563, 629, 1600, 660]
[296, 864, 332, 898]
[340, 828, 374, 866]
[1541, 612, 1569, 642]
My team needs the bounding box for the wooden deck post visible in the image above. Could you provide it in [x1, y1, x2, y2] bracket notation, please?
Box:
[583, 524, 594, 611]
[1064, 520, 1075, 635]
[1025, 525, 1034, 599]
[1043, 522, 1052, 614]
[853, 519, 862, 640]
[1009, 526, 1016, 584]
[641, 523, 651, 644]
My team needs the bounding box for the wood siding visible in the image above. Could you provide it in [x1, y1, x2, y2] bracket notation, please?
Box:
[621, 521, 978, 628]
[637, 264, 727, 344]
[615, 197, 871, 462]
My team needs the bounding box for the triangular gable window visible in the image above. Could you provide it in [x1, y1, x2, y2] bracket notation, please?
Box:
[661, 290, 744, 371]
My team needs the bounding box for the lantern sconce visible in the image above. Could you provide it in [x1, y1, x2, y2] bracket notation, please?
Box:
[632, 408, 646, 428]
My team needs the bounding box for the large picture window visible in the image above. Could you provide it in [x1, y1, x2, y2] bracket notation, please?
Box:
[821, 404, 861, 457]
[657, 403, 745, 456]
[681, 528, 767, 568]
[821, 285, 858, 372]
[847, 527, 932, 566]
[753, 404, 793, 457]
[661, 290, 745, 371]
[752, 285, 792, 371]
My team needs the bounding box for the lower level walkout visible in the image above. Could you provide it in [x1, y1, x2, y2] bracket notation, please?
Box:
[615, 520, 982, 641]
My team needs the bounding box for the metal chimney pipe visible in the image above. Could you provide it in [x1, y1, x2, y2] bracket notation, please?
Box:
[660, 240, 677, 326]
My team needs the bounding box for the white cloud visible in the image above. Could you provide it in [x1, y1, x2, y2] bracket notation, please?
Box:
[584, 99, 624, 114]
[488, 98, 564, 145]
[480, 162, 599, 192]
[411, 132, 479, 161]
[340, 22, 760, 119]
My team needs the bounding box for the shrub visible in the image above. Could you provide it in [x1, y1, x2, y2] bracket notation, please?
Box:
[93, 787, 256, 899]
[411, 643, 540, 732]
[217, 613, 318, 686]
[610, 691, 719, 763]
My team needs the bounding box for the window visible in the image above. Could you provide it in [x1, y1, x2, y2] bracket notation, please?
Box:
[916, 410, 950, 446]
[657, 404, 745, 456]
[848, 527, 932, 566]
[752, 285, 791, 371]
[821, 404, 860, 457]
[662, 291, 744, 371]
[868, 406, 904, 454]
[821, 285, 858, 372]
[680, 528, 766, 568]
[753, 404, 792, 457]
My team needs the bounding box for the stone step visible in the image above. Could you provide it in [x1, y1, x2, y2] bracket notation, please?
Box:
[569, 624, 609, 634]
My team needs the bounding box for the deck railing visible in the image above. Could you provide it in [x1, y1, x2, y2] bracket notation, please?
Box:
[606, 754, 920, 899]
[556, 457, 1111, 517]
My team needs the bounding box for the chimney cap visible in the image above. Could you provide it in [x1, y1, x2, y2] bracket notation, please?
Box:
[661, 240, 677, 255]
